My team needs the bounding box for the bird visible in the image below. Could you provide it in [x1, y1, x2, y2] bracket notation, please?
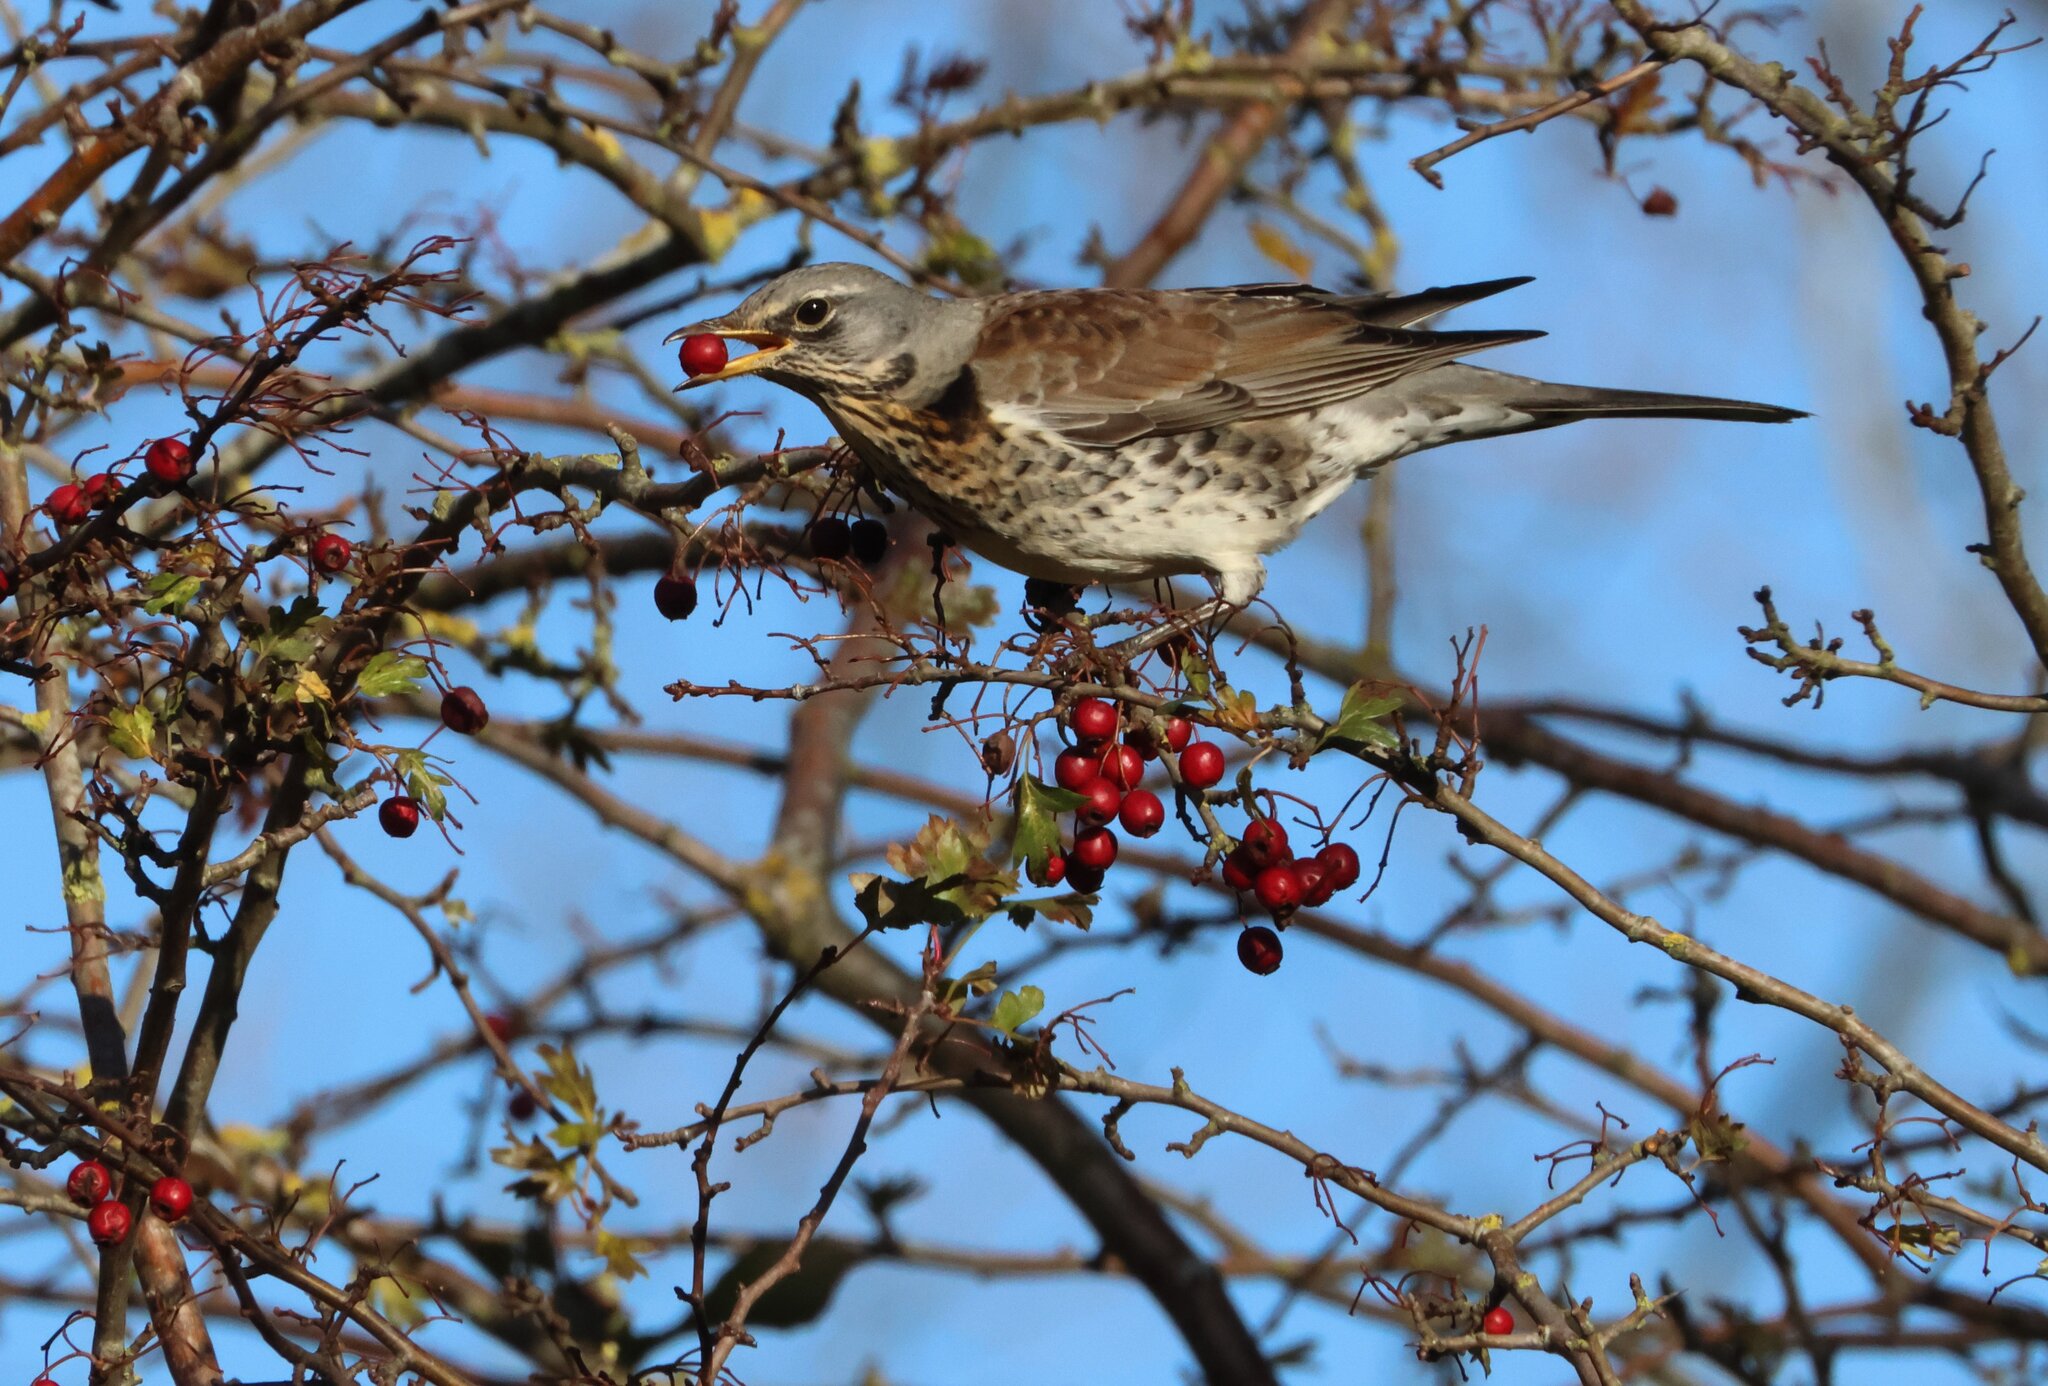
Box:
[667, 263, 1803, 608]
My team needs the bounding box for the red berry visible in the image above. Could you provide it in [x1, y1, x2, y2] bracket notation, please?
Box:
[849, 518, 889, 566]
[310, 532, 352, 573]
[1253, 864, 1300, 915]
[66, 1160, 112, 1208]
[654, 573, 699, 620]
[1072, 826, 1118, 871]
[1237, 925, 1283, 975]
[980, 730, 1017, 777]
[1221, 846, 1257, 892]
[1066, 860, 1105, 893]
[484, 1012, 516, 1044]
[679, 334, 729, 378]
[1068, 697, 1118, 746]
[1126, 714, 1192, 759]
[439, 686, 488, 735]
[1179, 741, 1225, 790]
[46, 483, 88, 527]
[1482, 1305, 1515, 1336]
[1053, 747, 1099, 792]
[32, 1377, 58, 1386]
[1028, 850, 1067, 889]
[1240, 817, 1291, 868]
[509, 1089, 539, 1122]
[0, 566, 14, 601]
[1075, 776, 1122, 826]
[1317, 842, 1361, 891]
[1118, 788, 1165, 838]
[379, 796, 421, 839]
[145, 436, 194, 483]
[83, 473, 120, 510]
[1163, 716, 1194, 753]
[87, 1198, 131, 1247]
[809, 516, 852, 560]
[1102, 743, 1144, 789]
[148, 1175, 193, 1224]
[1294, 859, 1332, 907]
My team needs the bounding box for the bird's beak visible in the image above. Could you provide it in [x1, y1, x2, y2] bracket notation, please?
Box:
[664, 318, 792, 388]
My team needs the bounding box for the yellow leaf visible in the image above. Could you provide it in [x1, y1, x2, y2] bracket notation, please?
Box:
[291, 669, 332, 705]
[1249, 219, 1313, 281]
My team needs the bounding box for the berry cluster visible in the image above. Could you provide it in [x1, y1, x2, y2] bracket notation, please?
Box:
[38, 437, 198, 531]
[1035, 697, 1198, 893]
[64, 1159, 195, 1251]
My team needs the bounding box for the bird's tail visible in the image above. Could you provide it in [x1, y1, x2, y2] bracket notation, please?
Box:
[1507, 381, 1806, 424]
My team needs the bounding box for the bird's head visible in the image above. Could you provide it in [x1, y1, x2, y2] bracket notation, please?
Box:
[667, 263, 983, 406]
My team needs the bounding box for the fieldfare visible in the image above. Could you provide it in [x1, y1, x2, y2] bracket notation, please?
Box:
[669, 264, 1802, 606]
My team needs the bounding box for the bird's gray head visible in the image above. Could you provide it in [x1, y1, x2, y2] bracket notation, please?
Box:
[667, 263, 983, 406]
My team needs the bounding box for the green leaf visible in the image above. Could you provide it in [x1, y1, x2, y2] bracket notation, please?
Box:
[1011, 776, 1085, 872]
[592, 1227, 651, 1281]
[142, 572, 202, 616]
[536, 1043, 600, 1124]
[106, 703, 155, 759]
[989, 985, 1045, 1035]
[393, 748, 452, 820]
[1319, 683, 1404, 752]
[250, 594, 327, 664]
[491, 1135, 579, 1203]
[358, 650, 429, 699]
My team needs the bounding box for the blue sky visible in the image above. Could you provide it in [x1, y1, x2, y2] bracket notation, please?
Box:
[6, 2, 2047, 1382]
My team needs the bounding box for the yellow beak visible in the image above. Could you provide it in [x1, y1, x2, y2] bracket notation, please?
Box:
[664, 324, 792, 388]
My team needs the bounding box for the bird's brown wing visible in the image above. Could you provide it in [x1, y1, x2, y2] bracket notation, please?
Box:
[973, 286, 1542, 448]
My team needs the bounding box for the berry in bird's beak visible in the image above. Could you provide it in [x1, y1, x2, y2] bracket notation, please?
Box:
[665, 323, 792, 386]
[678, 334, 729, 378]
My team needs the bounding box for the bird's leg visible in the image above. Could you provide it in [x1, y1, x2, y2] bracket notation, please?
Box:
[1097, 562, 1261, 663]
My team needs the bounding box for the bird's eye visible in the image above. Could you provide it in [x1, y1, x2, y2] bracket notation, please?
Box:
[794, 297, 832, 328]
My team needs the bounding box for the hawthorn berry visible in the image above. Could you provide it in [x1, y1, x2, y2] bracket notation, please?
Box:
[1028, 850, 1067, 889]
[1065, 860, 1105, 893]
[1102, 743, 1144, 790]
[809, 515, 852, 560]
[66, 1160, 112, 1208]
[148, 1176, 193, 1224]
[1023, 577, 1079, 615]
[46, 483, 89, 527]
[1293, 859, 1333, 908]
[440, 686, 489, 735]
[1220, 846, 1257, 892]
[0, 566, 14, 602]
[1129, 714, 1193, 759]
[1053, 747, 1099, 793]
[849, 518, 889, 566]
[1075, 776, 1122, 826]
[1067, 697, 1118, 746]
[83, 473, 120, 510]
[1072, 826, 1118, 871]
[1237, 925, 1283, 975]
[678, 333, 729, 378]
[485, 1012, 516, 1044]
[1482, 1306, 1515, 1336]
[980, 730, 1016, 776]
[1640, 187, 1679, 217]
[509, 1089, 539, 1122]
[1240, 817, 1291, 868]
[1253, 864, 1301, 915]
[653, 573, 699, 620]
[32, 1376, 58, 1386]
[379, 796, 421, 839]
[1179, 740, 1225, 790]
[87, 1199, 131, 1247]
[144, 436, 194, 483]
[310, 532, 353, 573]
[1118, 788, 1165, 838]
[1317, 842, 1361, 891]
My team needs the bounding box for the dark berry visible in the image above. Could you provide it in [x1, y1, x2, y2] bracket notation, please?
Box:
[1294, 859, 1332, 907]
[980, 730, 1016, 776]
[849, 518, 889, 566]
[1221, 846, 1257, 893]
[1068, 697, 1118, 746]
[1240, 817, 1290, 868]
[1640, 187, 1678, 217]
[67, 1160, 112, 1208]
[1179, 741, 1225, 790]
[1118, 788, 1164, 838]
[1072, 826, 1118, 871]
[1254, 864, 1300, 915]
[46, 483, 88, 527]
[1065, 860, 1105, 893]
[145, 436, 194, 483]
[809, 516, 852, 560]
[1237, 925, 1283, 975]
[379, 796, 421, 839]
[509, 1089, 539, 1122]
[1317, 842, 1361, 891]
[653, 573, 698, 620]
[87, 1199, 131, 1247]
[310, 532, 352, 573]
[1482, 1306, 1515, 1336]
[1075, 776, 1122, 826]
[82, 473, 120, 509]
[1023, 577, 1079, 614]
[484, 1012, 516, 1044]
[1028, 850, 1067, 889]
[148, 1176, 193, 1224]
[440, 686, 488, 735]
[678, 334, 730, 377]
[1053, 748, 1099, 793]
